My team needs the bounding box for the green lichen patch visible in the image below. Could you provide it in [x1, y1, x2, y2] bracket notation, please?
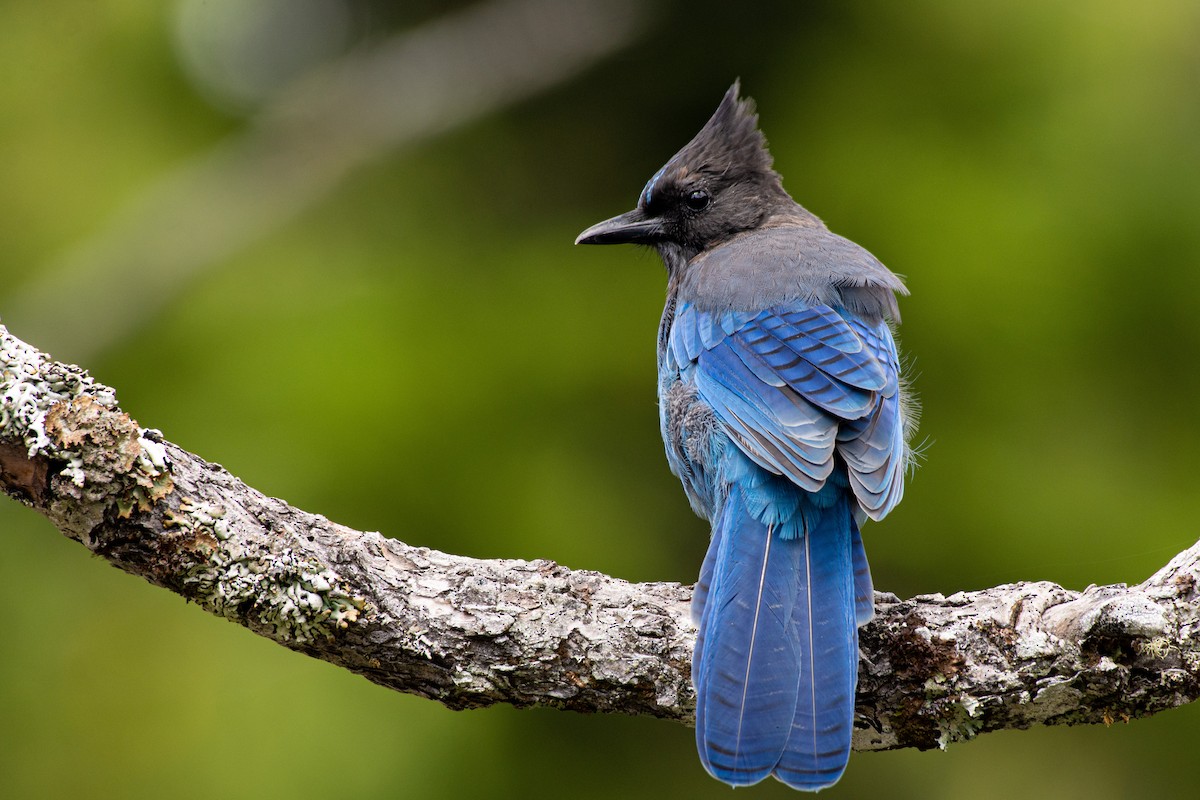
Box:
[45, 393, 174, 513]
[166, 498, 365, 644]
[1, 327, 173, 523]
[2, 327, 116, 448]
[934, 696, 985, 749]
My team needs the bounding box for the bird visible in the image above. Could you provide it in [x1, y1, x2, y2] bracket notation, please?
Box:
[575, 82, 915, 791]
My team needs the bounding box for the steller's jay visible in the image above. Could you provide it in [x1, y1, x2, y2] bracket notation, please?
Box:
[576, 82, 915, 791]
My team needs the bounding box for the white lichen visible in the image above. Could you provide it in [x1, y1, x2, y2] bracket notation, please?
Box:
[1134, 636, 1175, 659]
[2, 326, 173, 513]
[1013, 628, 1059, 661]
[1, 326, 116, 457]
[936, 701, 984, 749]
[167, 497, 364, 643]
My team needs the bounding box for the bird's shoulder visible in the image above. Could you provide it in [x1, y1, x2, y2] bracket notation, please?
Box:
[677, 220, 907, 322]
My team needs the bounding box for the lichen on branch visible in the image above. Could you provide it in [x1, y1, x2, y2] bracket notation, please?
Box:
[2, 323, 1199, 752]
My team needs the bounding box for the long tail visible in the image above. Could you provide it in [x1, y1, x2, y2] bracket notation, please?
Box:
[693, 482, 862, 791]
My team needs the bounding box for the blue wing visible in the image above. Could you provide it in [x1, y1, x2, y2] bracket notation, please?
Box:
[667, 301, 906, 519]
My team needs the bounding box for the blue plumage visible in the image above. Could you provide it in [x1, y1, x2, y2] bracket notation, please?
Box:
[577, 82, 912, 792]
[672, 301, 901, 790]
[692, 455, 860, 789]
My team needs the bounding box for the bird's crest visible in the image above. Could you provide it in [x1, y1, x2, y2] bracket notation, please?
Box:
[688, 80, 775, 176]
[643, 81, 779, 209]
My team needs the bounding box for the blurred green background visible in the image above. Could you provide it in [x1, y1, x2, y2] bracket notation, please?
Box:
[3, 1, 1199, 798]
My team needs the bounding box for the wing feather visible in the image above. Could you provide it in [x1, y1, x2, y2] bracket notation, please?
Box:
[668, 302, 906, 519]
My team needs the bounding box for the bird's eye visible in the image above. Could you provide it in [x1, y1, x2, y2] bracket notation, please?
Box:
[685, 189, 711, 211]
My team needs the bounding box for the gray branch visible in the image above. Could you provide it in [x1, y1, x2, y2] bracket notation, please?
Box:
[2, 323, 1198, 752]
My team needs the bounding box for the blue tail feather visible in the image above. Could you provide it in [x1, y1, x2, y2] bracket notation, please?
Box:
[691, 518, 722, 625]
[773, 493, 859, 791]
[693, 476, 862, 791]
[852, 524, 875, 626]
[694, 487, 802, 785]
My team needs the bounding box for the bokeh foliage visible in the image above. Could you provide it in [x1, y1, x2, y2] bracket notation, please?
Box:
[2, 2, 1199, 798]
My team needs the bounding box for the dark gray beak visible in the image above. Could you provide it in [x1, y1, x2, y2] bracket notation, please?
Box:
[575, 208, 665, 246]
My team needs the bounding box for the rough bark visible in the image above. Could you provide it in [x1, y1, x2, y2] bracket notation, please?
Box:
[2, 324, 1198, 752]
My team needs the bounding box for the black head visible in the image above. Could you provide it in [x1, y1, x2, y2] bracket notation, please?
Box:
[576, 81, 795, 263]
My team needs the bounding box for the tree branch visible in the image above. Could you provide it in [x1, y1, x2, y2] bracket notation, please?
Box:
[2, 323, 1198, 752]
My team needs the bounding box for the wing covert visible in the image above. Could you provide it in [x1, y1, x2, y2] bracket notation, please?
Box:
[668, 301, 906, 519]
